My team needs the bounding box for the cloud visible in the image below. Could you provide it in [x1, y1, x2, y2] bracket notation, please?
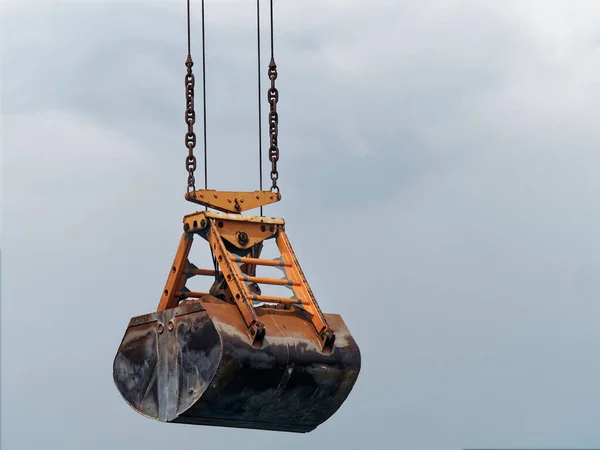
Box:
[2, 1, 600, 449]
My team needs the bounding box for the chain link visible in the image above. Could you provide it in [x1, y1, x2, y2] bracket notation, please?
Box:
[268, 57, 279, 193]
[185, 56, 197, 193]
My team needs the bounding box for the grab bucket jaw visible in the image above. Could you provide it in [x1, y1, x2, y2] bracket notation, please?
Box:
[113, 300, 360, 432]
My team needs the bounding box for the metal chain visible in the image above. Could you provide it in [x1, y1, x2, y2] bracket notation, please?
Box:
[185, 55, 197, 194]
[268, 56, 279, 193]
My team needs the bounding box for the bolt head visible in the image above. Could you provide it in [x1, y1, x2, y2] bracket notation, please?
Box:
[238, 231, 249, 245]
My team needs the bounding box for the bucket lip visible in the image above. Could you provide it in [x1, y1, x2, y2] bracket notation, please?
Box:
[127, 311, 158, 327]
[171, 301, 206, 317]
[126, 302, 207, 327]
[172, 415, 318, 433]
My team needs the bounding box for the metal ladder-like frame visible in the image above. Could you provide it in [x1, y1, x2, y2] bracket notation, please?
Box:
[156, 210, 335, 352]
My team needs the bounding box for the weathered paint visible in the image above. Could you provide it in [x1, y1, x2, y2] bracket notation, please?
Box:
[113, 301, 361, 433]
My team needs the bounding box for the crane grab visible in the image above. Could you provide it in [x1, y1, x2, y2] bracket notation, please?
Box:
[112, 0, 361, 433]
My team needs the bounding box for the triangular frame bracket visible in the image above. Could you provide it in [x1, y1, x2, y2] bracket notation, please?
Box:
[156, 211, 335, 351]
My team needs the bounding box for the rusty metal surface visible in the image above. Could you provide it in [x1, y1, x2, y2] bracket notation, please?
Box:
[113, 300, 361, 433]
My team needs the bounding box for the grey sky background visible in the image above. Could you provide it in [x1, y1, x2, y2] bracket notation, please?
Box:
[1, 0, 599, 449]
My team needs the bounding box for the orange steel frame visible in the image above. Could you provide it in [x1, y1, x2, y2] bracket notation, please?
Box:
[184, 189, 282, 214]
[157, 210, 335, 352]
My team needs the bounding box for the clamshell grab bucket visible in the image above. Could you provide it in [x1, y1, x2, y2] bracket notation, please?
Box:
[113, 210, 361, 432]
[113, 300, 361, 433]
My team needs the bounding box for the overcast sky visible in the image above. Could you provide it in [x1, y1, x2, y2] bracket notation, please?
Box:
[2, 1, 600, 449]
